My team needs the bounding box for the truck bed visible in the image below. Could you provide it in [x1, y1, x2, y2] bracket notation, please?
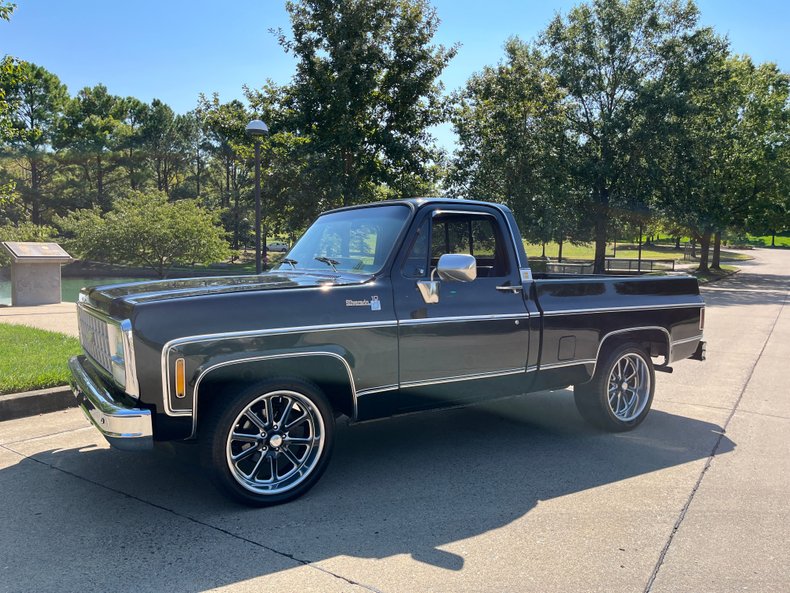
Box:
[529, 273, 704, 387]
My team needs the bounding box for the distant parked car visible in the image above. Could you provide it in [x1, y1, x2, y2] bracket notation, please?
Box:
[267, 241, 289, 253]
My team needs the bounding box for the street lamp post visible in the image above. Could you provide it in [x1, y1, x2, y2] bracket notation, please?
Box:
[245, 119, 269, 274]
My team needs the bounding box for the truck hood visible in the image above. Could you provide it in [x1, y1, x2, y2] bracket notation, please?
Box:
[83, 270, 374, 313]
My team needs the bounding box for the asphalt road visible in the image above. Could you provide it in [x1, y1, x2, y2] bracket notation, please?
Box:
[1, 249, 788, 593]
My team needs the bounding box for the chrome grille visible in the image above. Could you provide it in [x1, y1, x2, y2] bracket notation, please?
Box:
[78, 307, 112, 373]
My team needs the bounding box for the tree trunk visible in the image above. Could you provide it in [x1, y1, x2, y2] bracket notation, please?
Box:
[225, 159, 231, 208]
[233, 189, 239, 250]
[196, 152, 201, 198]
[96, 154, 107, 211]
[541, 242, 546, 258]
[675, 236, 681, 249]
[771, 232, 776, 247]
[558, 239, 564, 263]
[697, 231, 712, 273]
[637, 224, 643, 273]
[343, 149, 354, 207]
[30, 157, 40, 225]
[712, 231, 722, 270]
[128, 148, 137, 189]
[593, 209, 608, 274]
[81, 162, 94, 207]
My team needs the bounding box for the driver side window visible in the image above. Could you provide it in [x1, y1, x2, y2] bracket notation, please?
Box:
[402, 212, 510, 278]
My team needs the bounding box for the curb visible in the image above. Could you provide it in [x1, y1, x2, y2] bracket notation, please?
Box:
[0, 385, 76, 422]
[697, 268, 740, 285]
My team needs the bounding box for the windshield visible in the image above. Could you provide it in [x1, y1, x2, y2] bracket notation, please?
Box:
[280, 205, 411, 274]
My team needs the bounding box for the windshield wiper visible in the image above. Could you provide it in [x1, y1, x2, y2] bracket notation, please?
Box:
[314, 256, 340, 272]
[281, 258, 298, 270]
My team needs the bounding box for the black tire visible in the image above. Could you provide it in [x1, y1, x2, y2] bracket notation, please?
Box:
[200, 377, 335, 506]
[574, 342, 655, 432]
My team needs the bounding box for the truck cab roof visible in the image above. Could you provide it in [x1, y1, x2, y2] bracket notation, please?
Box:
[326, 197, 515, 215]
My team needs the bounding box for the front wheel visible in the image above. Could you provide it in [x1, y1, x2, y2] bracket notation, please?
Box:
[201, 378, 334, 506]
[574, 343, 655, 432]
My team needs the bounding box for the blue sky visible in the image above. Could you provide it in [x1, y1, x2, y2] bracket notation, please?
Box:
[3, 0, 789, 152]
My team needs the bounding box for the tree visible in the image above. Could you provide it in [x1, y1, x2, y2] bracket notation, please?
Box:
[740, 62, 790, 248]
[175, 109, 211, 200]
[277, 0, 456, 207]
[198, 95, 253, 249]
[59, 190, 230, 278]
[113, 96, 149, 191]
[245, 81, 323, 235]
[0, 61, 68, 224]
[652, 30, 746, 272]
[57, 84, 122, 210]
[141, 99, 194, 196]
[449, 38, 587, 250]
[0, 2, 19, 204]
[540, 0, 702, 273]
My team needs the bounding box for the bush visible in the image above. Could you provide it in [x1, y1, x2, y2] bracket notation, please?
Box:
[58, 190, 230, 278]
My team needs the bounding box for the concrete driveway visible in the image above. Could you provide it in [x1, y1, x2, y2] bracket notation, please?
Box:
[1, 249, 787, 593]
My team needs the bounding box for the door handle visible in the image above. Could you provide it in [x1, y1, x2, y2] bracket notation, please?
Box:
[496, 284, 523, 293]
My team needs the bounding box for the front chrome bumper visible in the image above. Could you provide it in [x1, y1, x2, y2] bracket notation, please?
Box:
[69, 355, 153, 451]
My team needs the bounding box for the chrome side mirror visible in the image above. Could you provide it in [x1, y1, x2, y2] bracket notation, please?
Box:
[436, 253, 477, 282]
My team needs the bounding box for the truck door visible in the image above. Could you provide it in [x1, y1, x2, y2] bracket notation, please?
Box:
[392, 205, 531, 411]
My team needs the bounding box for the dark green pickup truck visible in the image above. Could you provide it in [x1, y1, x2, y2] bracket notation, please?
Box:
[70, 198, 705, 505]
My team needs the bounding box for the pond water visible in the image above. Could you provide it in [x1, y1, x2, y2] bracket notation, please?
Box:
[0, 276, 149, 306]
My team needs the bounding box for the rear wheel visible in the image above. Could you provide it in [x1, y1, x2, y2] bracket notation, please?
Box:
[201, 378, 334, 506]
[574, 343, 655, 432]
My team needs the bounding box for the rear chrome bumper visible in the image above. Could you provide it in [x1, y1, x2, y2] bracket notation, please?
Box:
[690, 340, 706, 361]
[69, 355, 153, 451]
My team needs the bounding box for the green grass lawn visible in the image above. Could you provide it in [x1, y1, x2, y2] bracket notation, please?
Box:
[524, 241, 752, 262]
[181, 251, 287, 275]
[744, 234, 790, 248]
[0, 324, 81, 395]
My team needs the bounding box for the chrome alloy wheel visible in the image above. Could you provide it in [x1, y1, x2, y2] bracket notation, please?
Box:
[225, 390, 325, 495]
[607, 353, 651, 422]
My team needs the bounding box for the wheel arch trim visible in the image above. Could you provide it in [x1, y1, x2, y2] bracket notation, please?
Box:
[190, 351, 357, 438]
[589, 326, 671, 378]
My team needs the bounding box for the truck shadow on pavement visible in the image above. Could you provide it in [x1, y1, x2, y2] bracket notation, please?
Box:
[701, 272, 789, 307]
[1, 390, 733, 592]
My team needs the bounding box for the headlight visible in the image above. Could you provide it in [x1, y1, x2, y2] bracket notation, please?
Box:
[107, 319, 140, 399]
[107, 324, 126, 386]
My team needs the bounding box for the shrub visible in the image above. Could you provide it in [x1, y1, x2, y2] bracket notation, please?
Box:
[58, 191, 230, 278]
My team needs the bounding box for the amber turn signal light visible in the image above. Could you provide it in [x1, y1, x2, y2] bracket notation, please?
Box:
[175, 357, 186, 398]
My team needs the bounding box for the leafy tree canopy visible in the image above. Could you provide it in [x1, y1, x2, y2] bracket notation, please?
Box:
[276, 0, 457, 207]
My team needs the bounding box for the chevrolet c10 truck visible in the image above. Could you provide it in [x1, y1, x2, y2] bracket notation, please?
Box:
[70, 198, 706, 505]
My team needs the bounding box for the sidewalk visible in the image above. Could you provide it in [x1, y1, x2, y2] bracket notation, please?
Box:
[0, 302, 78, 337]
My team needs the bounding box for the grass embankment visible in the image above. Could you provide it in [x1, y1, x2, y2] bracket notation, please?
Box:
[0, 324, 81, 395]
